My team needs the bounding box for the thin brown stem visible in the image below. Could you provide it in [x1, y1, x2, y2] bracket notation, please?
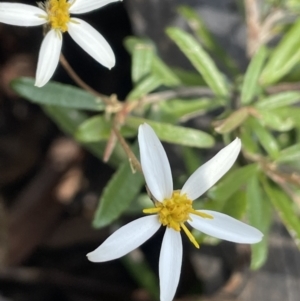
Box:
[266, 82, 300, 94]
[245, 0, 261, 57]
[112, 126, 142, 174]
[59, 53, 110, 104]
[141, 86, 214, 105]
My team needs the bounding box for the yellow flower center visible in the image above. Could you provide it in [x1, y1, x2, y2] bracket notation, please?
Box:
[47, 0, 71, 32]
[143, 190, 213, 248]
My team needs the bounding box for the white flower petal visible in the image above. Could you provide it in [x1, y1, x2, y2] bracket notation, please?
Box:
[159, 228, 182, 301]
[138, 123, 173, 202]
[35, 29, 62, 87]
[68, 18, 115, 69]
[87, 215, 160, 262]
[0, 3, 46, 26]
[189, 210, 263, 244]
[181, 138, 241, 200]
[69, 0, 121, 14]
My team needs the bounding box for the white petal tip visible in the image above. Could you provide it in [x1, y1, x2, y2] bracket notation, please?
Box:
[86, 252, 97, 262]
[86, 249, 104, 262]
[234, 137, 242, 145]
[249, 230, 264, 244]
[34, 82, 43, 88]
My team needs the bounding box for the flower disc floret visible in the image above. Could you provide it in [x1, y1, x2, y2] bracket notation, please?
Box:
[46, 0, 71, 32]
[143, 191, 213, 248]
[158, 191, 192, 231]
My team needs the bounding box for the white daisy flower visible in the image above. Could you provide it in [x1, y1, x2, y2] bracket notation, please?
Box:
[87, 123, 263, 301]
[0, 0, 120, 87]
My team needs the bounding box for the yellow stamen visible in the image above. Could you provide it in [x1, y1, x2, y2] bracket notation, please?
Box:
[143, 190, 213, 248]
[47, 0, 71, 32]
[189, 209, 213, 219]
[181, 223, 199, 249]
[143, 207, 161, 214]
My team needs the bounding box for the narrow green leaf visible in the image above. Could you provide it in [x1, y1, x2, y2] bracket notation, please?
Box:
[178, 5, 239, 76]
[12, 77, 105, 111]
[155, 98, 223, 123]
[214, 107, 249, 134]
[124, 37, 154, 55]
[247, 175, 272, 270]
[76, 115, 112, 142]
[287, 0, 300, 10]
[171, 67, 206, 86]
[222, 189, 247, 220]
[182, 146, 203, 176]
[276, 143, 300, 163]
[263, 179, 300, 249]
[166, 27, 229, 97]
[132, 42, 155, 83]
[43, 105, 87, 135]
[247, 117, 280, 159]
[256, 109, 294, 132]
[208, 164, 258, 205]
[260, 19, 300, 86]
[255, 91, 300, 109]
[152, 56, 182, 86]
[272, 107, 300, 127]
[241, 46, 268, 104]
[127, 75, 162, 101]
[240, 123, 259, 154]
[93, 153, 145, 228]
[126, 116, 215, 148]
[76, 115, 135, 142]
[124, 36, 181, 87]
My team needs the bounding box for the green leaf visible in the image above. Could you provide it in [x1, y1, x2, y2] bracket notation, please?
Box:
[166, 27, 229, 97]
[76, 115, 135, 142]
[255, 91, 300, 109]
[260, 19, 300, 86]
[275, 107, 300, 127]
[240, 123, 259, 154]
[222, 189, 247, 220]
[263, 179, 300, 249]
[151, 56, 182, 86]
[127, 75, 162, 101]
[126, 116, 215, 148]
[124, 36, 181, 87]
[214, 107, 249, 134]
[178, 5, 239, 76]
[241, 46, 268, 104]
[276, 143, 300, 163]
[93, 151, 145, 228]
[131, 41, 155, 83]
[247, 117, 280, 159]
[12, 77, 105, 111]
[182, 146, 203, 176]
[43, 105, 87, 136]
[208, 164, 259, 206]
[171, 67, 206, 86]
[256, 109, 294, 132]
[247, 175, 272, 270]
[154, 98, 223, 123]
